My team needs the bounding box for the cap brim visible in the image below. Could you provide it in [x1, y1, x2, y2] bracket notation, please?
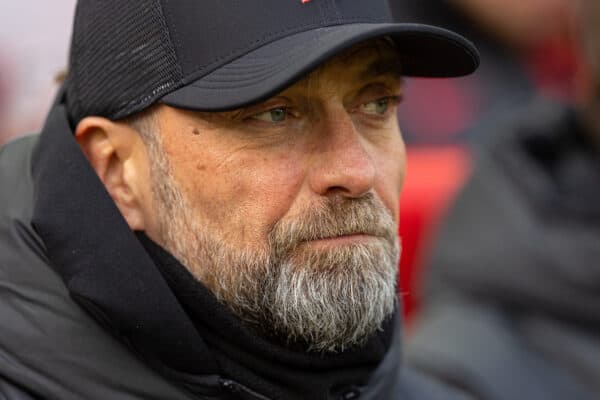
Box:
[162, 23, 479, 111]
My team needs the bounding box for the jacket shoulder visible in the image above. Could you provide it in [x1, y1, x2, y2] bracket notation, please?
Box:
[0, 376, 41, 400]
[0, 134, 39, 214]
[0, 135, 197, 400]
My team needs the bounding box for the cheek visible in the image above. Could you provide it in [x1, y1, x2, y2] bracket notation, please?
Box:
[245, 157, 303, 229]
[170, 144, 304, 244]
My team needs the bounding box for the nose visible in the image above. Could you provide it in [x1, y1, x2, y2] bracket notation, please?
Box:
[308, 109, 376, 198]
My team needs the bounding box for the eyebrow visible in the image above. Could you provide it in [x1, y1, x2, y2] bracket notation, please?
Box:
[360, 57, 403, 81]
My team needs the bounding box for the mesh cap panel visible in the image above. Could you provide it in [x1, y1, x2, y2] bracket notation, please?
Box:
[66, 0, 183, 124]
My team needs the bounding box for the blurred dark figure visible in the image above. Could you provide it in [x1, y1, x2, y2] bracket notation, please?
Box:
[393, 0, 582, 318]
[390, 0, 580, 145]
[405, 1, 600, 399]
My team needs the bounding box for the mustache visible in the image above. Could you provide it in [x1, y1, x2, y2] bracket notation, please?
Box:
[268, 194, 397, 250]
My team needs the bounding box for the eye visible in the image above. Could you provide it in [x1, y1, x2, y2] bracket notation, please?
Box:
[361, 97, 393, 115]
[250, 107, 288, 123]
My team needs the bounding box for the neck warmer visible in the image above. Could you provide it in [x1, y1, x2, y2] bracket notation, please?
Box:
[137, 233, 395, 400]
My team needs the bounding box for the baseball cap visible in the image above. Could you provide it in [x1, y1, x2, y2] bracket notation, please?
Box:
[65, 0, 479, 124]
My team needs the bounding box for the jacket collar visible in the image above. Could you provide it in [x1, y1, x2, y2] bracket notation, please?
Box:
[31, 100, 219, 375]
[138, 232, 399, 400]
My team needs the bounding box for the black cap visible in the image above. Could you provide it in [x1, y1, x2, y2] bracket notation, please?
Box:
[66, 0, 479, 123]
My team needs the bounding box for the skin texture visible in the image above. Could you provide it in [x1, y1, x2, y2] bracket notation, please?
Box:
[76, 40, 406, 351]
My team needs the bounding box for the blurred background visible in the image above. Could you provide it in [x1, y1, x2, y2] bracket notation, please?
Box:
[390, 0, 586, 319]
[0, 1, 587, 320]
[0, 1, 76, 145]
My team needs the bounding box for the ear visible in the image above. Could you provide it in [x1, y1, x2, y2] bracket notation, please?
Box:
[75, 117, 150, 231]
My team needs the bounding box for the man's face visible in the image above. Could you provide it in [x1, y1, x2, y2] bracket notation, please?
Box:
[143, 40, 406, 352]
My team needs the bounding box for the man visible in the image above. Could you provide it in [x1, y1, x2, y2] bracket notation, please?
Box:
[406, 1, 600, 399]
[0, 1, 478, 399]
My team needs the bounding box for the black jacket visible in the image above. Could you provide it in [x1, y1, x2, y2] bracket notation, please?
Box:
[406, 100, 600, 399]
[0, 97, 471, 399]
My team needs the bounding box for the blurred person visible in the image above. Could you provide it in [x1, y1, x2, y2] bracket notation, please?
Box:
[457, 0, 572, 50]
[390, 0, 579, 145]
[390, 0, 581, 319]
[0, 1, 480, 399]
[405, 1, 600, 399]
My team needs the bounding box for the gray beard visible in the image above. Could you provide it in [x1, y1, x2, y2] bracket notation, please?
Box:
[146, 136, 399, 353]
